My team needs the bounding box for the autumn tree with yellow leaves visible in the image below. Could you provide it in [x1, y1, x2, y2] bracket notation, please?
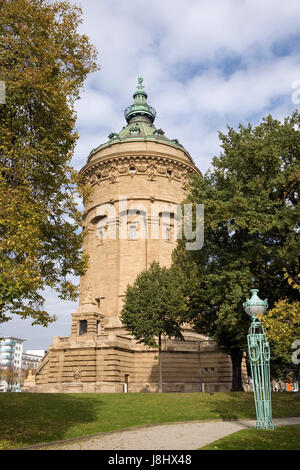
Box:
[261, 300, 300, 388]
[0, 0, 99, 325]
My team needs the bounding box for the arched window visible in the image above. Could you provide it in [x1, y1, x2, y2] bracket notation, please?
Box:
[120, 208, 147, 240]
[159, 211, 175, 241]
[91, 215, 108, 243]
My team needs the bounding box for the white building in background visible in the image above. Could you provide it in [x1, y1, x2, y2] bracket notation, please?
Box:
[0, 337, 25, 392]
[0, 337, 25, 368]
[0, 338, 46, 392]
[22, 350, 46, 371]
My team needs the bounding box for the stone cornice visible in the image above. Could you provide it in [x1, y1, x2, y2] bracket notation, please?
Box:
[81, 153, 201, 189]
[86, 138, 195, 165]
[82, 148, 200, 173]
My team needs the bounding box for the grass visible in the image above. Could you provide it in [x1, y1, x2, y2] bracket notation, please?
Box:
[0, 392, 299, 449]
[200, 424, 300, 450]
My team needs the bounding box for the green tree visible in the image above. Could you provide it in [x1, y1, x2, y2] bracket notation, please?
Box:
[173, 112, 300, 391]
[0, 0, 99, 325]
[2, 364, 20, 391]
[120, 262, 189, 393]
[260, 299, 300, 389]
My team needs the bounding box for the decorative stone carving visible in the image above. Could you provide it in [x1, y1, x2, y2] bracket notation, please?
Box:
[129, 123, 140, 135]
[173, 169, 181, 180]
[89, 169, 101, 186]
[181, 170, 189, 189]
[135, 161, 147, 172]
[118, 161, 128, 174]
[146, 162, 157, 181]
[101, 167, 110, 178]
[83, 155, 197, 189]
[157, 164, 166, 175]
[90, 174, 98, 186]
[73, 367, 82, 383]
[109, 164, 118, 184]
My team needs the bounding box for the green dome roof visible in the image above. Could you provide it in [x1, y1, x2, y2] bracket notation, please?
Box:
[87, 76, 189, 160]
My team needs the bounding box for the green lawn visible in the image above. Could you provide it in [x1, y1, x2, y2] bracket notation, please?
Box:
[0, 392, 299, 449]
[200, 424, 300, 450]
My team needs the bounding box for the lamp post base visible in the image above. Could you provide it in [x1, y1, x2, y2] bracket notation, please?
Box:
[256, 418, 275, 430]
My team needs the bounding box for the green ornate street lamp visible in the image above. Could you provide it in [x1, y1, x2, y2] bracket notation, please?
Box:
[243, 289, 275, 430]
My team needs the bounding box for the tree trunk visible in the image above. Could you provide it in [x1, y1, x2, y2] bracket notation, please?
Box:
[158, 334, 163, 393]
[296, 363, 300, 393]
[230, 348, 244, 392]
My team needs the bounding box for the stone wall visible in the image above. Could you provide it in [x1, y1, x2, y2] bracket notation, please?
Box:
[28, 329, 248, 393]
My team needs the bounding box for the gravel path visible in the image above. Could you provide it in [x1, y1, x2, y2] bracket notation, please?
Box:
[26, 417, 300, 450]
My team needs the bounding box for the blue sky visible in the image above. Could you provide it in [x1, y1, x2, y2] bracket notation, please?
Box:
[2, 0, 300, 350]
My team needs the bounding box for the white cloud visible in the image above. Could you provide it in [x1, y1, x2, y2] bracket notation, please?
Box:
[71, 0, 300, 173]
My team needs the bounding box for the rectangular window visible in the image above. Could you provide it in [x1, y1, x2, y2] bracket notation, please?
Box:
[79, 320, 88, 336]
[129, 224, 136, 240]
[165, 225, 171, 240]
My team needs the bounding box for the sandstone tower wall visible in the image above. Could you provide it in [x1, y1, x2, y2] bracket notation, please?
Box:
[28, 78, 249, 393]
